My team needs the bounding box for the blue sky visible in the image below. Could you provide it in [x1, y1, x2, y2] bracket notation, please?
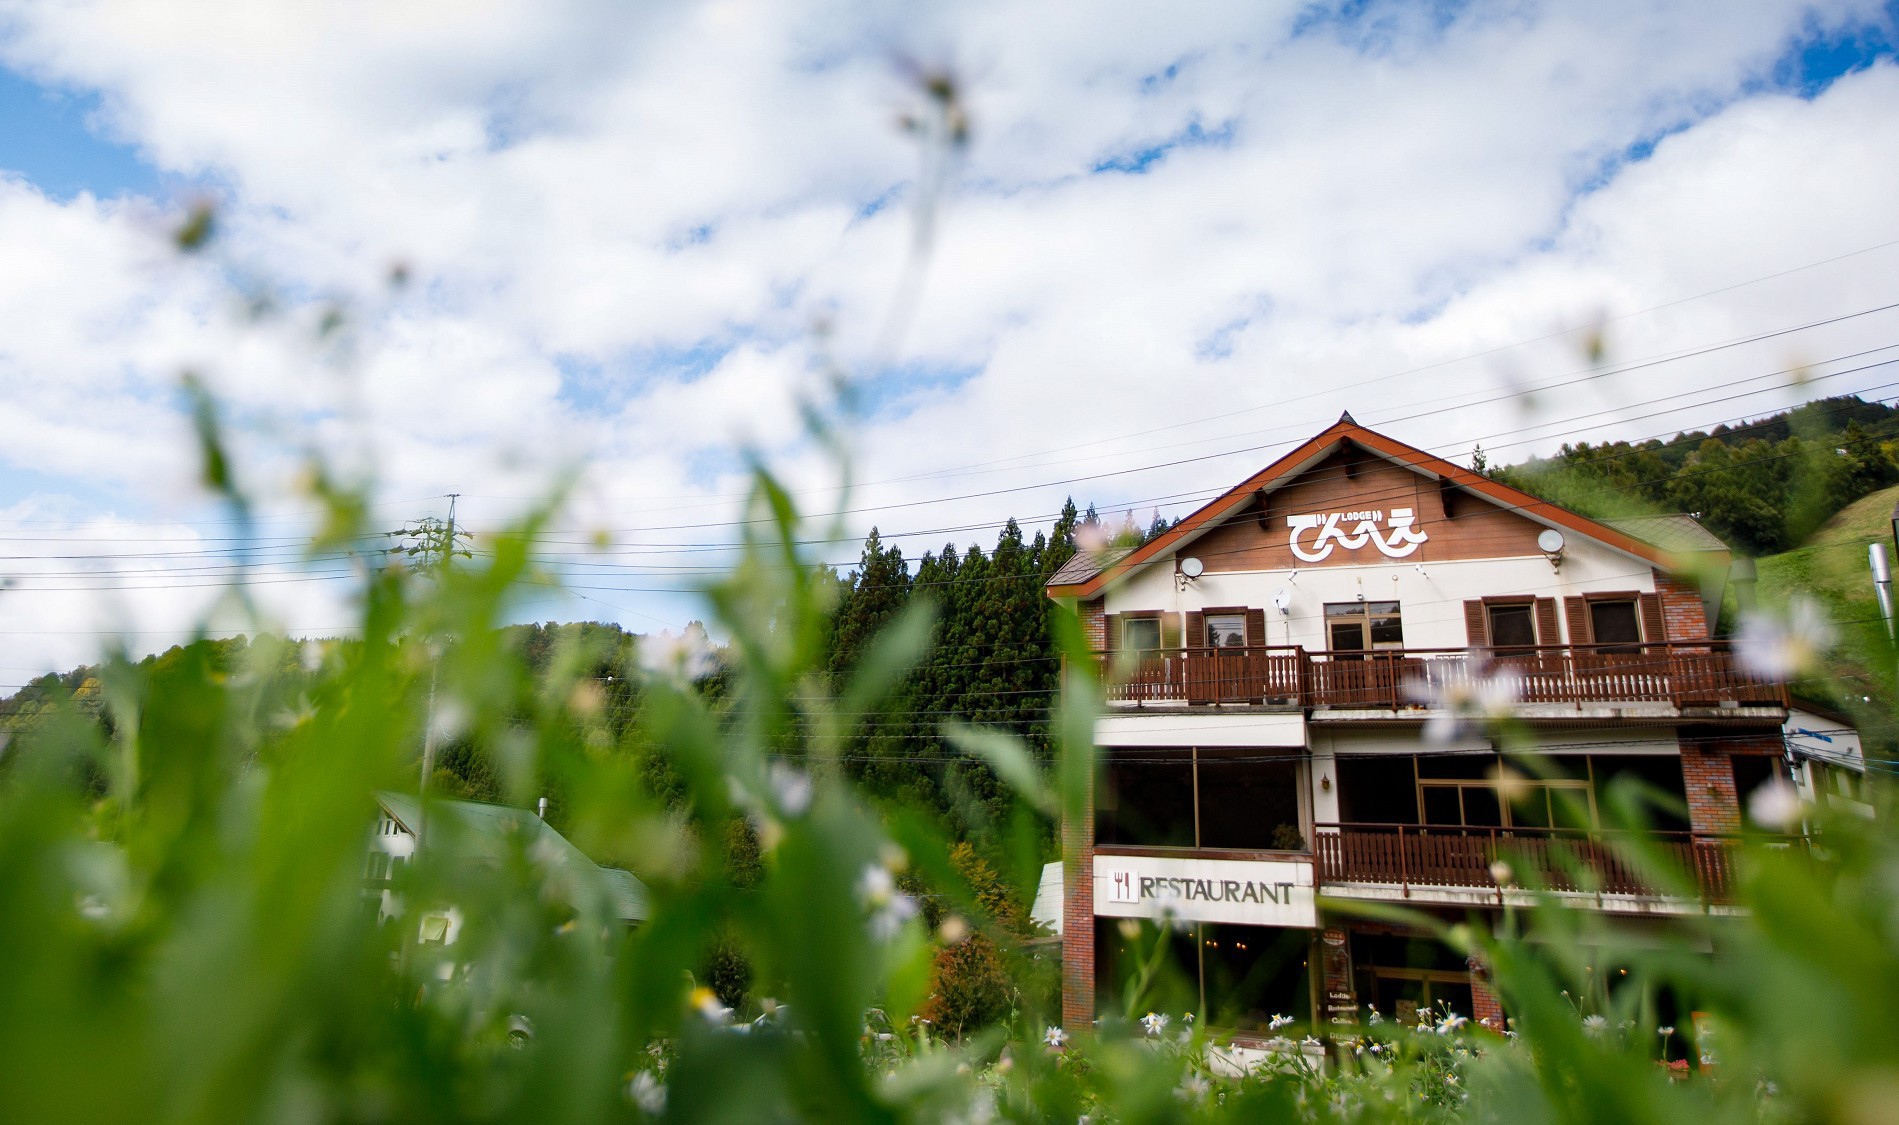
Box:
[0, 0, 1897, 676]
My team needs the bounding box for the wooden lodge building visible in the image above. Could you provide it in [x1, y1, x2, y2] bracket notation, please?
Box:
[1042, 413, 1863, 1036]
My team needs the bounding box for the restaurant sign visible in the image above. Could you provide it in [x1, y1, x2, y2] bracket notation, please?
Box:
[1095, 854, 1317, 928]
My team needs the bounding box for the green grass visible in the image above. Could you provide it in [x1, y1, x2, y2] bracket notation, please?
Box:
[1756, 483, 1899, 729]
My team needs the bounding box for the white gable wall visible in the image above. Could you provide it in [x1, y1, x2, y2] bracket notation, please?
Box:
[1105, 535, 1661, 651]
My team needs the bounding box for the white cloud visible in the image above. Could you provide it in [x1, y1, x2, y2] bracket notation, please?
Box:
[0, 0, 1895, 669]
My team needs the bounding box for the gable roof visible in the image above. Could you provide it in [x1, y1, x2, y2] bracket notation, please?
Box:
[377, 791, 649, 923]
[1046, 414, 1689, 599]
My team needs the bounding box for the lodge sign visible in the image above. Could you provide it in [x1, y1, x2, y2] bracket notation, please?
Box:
[1094, 854, 1317, 929]
[1286, 507, 1428, 562]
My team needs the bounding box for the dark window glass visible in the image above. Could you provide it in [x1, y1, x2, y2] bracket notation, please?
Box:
[1462, 786, 1503, 827]
[1206, 614, 1246, 648]
[1096, 921, 1199, 1017]
[1203, 925, 1312, 1032]
[1329, 620, 1366, 653]
[1124, 617, 1161, 652]
[1487, 603, 1537, 650]
[1590, 756, 1690, 832]
[1510, 787, 1552, 828]
[1099, 750, 1195, 846]
[1338, 757, 1418, 824]
[1422, 786, 1462, 826]
[1418, 754, 1498, 780]
[1590, 601, 1642, 652]
[1733, 755, 1790, 830]
[1198, 753, 1303, 850]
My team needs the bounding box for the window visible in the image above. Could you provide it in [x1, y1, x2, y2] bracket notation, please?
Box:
[1205, 613, 1246, 648]
[1325, 601, 1403, 653]
[1486, 602, 1537, 653]
[1589, 600, 1642, 653]
[1123, 616, 1162, 652]
[1197, 750, 1304, 850]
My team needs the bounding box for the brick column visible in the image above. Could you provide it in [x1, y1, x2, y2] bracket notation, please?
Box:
[1654, 570, 1712, 642]
[1471, 980, 1504, 1029]
[1078, 598, 1105, 650]
[1679, 737, 1740, 836]
[1060, 763, 1096, 1031]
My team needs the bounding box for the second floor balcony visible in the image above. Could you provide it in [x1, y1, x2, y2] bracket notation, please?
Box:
[1098, 642, 1787, 713]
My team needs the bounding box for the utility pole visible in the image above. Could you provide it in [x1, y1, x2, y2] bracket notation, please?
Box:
[1872, 543, 1895, 641]
[388, 495, 470, 850]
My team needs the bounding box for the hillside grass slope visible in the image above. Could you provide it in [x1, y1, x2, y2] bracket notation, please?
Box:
[1757, 482, 1899, 738]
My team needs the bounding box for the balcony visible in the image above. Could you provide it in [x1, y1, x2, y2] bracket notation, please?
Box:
[1310, 822, 1795, 906]
[1099, 643, 1787, 712]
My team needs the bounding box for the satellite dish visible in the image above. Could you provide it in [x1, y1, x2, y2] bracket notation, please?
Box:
[1179, 557, 1204, 579]
[1272, 588, 1292, 615]
[1537, 529, 1566, 554]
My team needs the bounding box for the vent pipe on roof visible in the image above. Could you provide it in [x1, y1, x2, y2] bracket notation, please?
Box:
[537, 797, 548, 819]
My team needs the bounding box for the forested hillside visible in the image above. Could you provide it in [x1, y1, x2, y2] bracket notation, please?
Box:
[1489, 395, 1899, 556]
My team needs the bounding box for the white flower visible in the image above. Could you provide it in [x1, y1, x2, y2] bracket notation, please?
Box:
[1582, 1014, 1608, 1037]
[1140, 1011, 1170, 1037]
[627, 1071, 666, 1114]
[857, 865, 919, 940]
[1436, 1012, 1468, 1035]
[1410, 658, 1520, 743]
[1658, 1026, 1676, 1037]
[1748, 780, 1805, 832]
[1488, 860, 1514, 886]
[639, 623, 717, 683]
[1044, 1026, 1068, 1048]
[1268, 1014, 1296, 1031]
[767, 761, 813, 817]
[1736, 596, 1836, 680]
[1176, 1073, 1211, 1103]
[1152, 887, 1189, 931]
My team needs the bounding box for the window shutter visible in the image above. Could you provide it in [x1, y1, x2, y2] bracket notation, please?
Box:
[1463, 600, 1489, 648]
[1564, 597, 1591, 645]
[1638, 592, 1666, 642]
[1161, 612, 1181, 650]
[1186, 610, 1204, 649]
[1103, 613, 1119, 654]
[1534, 598, 1559, 646]
[1245, 608, 1267, 648]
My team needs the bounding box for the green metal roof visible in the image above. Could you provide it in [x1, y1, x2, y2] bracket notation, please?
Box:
[376, 791, 649, 923]
[1600, 513, 1731, 554]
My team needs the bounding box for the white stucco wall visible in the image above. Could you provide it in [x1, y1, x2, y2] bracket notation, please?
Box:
[1105, 539, 1661, 651]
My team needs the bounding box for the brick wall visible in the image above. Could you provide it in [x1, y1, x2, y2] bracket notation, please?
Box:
[1060, 764, 1096, 1031]
[1472, 980, 1504, 1029]
[1079, 599, 1105, 651]
[1654, 570, 1711, 642]
[1680, 737, 1740, 835]
[1680, 730, 1782, 835]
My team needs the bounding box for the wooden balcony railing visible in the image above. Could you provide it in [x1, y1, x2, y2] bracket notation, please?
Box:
[1310, 822, 1797, 903]
[1098, 643, 1787, 710]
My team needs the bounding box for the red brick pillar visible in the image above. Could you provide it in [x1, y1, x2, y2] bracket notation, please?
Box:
[1654, 570, 1713, 643]
[1078, 599, 1106, 650]
[1060, 764, 1096, 1031]
[1680, 737, 1740, 836]
[1471, 980, 1504, 1030]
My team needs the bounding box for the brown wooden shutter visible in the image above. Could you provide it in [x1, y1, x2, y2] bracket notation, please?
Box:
[1245, 608, 1267, 648]
[1534, 598, 1559, 646]
[1638, 593, 1666, 642]
[1186, 610, 1204, 650]
[1463, 599, 1489, 648]
[1564, 597, 1591, 646]
[1102, 613, 1119, 654]
[1160, 612, 1181, 650]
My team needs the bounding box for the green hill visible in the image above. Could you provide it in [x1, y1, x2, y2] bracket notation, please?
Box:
[1756, 483, 1899, 736]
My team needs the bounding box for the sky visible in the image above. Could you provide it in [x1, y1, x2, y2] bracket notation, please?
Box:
[1, 0, 1898, 682]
